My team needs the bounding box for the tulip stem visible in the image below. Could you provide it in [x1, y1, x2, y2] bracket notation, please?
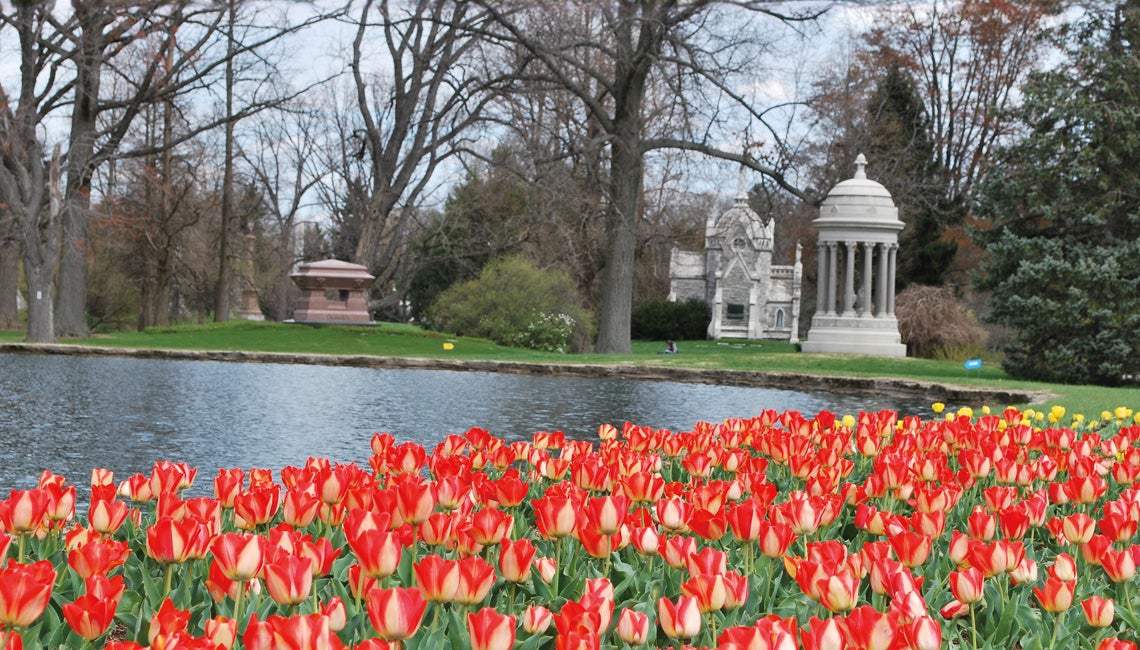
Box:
[1049, 611, 1063, 648]
[164, 563, 174, 600]
[234, 581, 246, 630]
[17, 533, 26, 564]
[969, 604, 978, 650]
[1, 630, 11, 650]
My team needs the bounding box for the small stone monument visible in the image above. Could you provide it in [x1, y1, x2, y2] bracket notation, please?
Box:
[290, 259, 375, 324]
[802, 155, 907, 357]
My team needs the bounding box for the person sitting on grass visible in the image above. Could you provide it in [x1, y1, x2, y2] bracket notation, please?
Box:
[660, 340, 677, 354]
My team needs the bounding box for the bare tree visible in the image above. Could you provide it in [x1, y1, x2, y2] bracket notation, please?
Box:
[237, 100, 330, 320]
[480, 1, 821, 353]
[3, 1, 341, 339]
[334, 0, 502, 315]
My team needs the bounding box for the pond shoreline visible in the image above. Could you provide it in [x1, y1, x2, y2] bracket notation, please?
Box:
[1, 341, 1056, 407]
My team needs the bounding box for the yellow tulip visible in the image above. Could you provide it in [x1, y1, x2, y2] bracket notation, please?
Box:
[1102, 411, 1113, 423]
[981, 406, 991, 415]
[841, 414, 856, 429]
[931, 402, 945, 414]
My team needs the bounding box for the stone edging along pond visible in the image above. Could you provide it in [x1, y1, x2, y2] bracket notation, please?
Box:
[1, 342, 1057, 407]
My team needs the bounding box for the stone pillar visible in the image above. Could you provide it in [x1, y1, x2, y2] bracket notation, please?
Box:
[876, 242, 889, 318]
[816, 242, 828, 314]
[861, 241, 874, 317]
[826, 242, 839, 316]
[887, 243, 898, 315]
[842, 241, 856, 316]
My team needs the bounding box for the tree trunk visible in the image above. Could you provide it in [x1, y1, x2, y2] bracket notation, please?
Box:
[594, 125, 642, 354]
[55, 3, 110, 339]
[23, 257, 56, 343]
[0, 240, 19, 329]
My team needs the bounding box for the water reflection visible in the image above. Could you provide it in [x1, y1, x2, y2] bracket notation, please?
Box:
[0, 353, 928, 491]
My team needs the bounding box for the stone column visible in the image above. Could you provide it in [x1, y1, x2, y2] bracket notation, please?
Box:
[887, 243, 898, 315]
[816, 242, 828, 314]
[826, 242, 839, 316]
[876, 242, 889, 318]
[861, 241, 874, 317]
[842, 241, 856, 316]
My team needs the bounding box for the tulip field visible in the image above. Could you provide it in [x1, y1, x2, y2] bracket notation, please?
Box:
[5, 405, 1140, 650]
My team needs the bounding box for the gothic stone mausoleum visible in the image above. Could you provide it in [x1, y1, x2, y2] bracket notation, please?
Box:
[668, 175, 802, 341]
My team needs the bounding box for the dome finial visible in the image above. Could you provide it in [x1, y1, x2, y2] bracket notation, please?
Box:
[854, 154, 868, 180]
[736, 164, 748, 202]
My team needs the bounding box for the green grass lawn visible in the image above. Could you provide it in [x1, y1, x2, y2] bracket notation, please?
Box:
[4, 320, 1138, 421]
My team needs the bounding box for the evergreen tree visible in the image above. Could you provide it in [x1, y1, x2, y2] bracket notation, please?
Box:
[864, 65, 958, 289]
[975, 2, 1140, 385]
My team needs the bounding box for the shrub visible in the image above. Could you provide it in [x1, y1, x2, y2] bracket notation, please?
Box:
[895, 284, 988, 359]
[630, 298, 710, 341]
[424, 256, 594, 352]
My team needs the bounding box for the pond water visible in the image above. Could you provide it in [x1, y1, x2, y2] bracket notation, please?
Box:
[0, 353, 929, 492]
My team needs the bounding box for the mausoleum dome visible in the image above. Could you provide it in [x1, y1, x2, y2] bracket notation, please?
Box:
[813, 154, 903, 240]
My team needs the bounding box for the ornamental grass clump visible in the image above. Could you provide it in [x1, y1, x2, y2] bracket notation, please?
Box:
[5, 404, 1140, 649]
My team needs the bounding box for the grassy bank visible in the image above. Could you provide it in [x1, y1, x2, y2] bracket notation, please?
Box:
[3, 320, 1138, 421]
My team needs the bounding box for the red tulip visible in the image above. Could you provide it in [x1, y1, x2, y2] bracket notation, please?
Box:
[681, 574, 727, 613]
[533, 492, 579, 538]
[816, 572, 860, 613]
[414, 554, 459, 603]
[1034, 577, 1075, 613]
[349, 528, 402, 580]
[616, 608, 648, 644]
[68, 538, 130, 579]
[888, 532, 931, 568]
[0, 560, 56, 628]
[243, 613, 335, 650]
[211, 532, 267, 582]
[233, 486, 281, 530]
[966, 507, 996, 541]
[582, 494, 629, 535]
[948, 567, 984, 605]
[204, 616, 237, 649]
[87, 498, 129, 536]
[1083, 596, 1115, 628]
[366, 586, 427, 641]
[499, 538, 536, 583]
[1049, 553, 1078, 582]
[902, 615, 942, 650]
[148, 598, 191, 645]
[1061, 512, 1096, 544]
[1101, 547, 1136, 582]
[146, 516, 211, 564]
[657, 595, 700, 640]
[62, 594, 118, 640]
[468, 607, 516, 650]
[455, 556, 496, 605]
[213, 468, 244, 508]
[264, 555, 314, 606]
[0, 490, 49, 535]
[523, 605, 553, 634]
[800, 615, 844, 650]
[493, 471, 529, 508]
[393, 473, 435, 525]
[282, 489, 321, 529]
[655, 496, 693, 533]
[468, 507, 514, 545]
[758, 520, 796, 559]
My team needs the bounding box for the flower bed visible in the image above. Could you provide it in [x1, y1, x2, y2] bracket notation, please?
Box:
[2, 405, 1140, 650]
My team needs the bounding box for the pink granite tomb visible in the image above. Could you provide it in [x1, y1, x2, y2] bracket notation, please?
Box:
[290, 259, 376, 324]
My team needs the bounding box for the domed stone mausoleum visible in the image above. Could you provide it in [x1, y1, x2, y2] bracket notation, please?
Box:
[801, 154, 907, 357]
